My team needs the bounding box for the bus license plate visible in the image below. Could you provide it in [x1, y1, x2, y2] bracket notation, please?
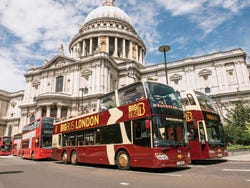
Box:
[177, 161, 185, 166]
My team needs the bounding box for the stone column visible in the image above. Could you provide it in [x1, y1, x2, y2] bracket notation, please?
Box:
[46, 106, 51, 117]
[215, 64, 222, 90]
[221, 64, 228, 87]
[82, 40, 86, 56]
[90, 38, 93, 54]
[37, 107, 42, 119]
[122, 39, 126, 58]
[129, 41, 132, 59]
[57, 105, 62, 119]
[139, 47, 143, 64]
[106, 37, 109, 54]
[240, 61, 249, 84]
[96, 63, 101, 93]
[114, 37, 118, 56]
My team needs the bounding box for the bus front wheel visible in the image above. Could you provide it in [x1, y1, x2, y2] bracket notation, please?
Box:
[62, 151, 68, 164]
[70, 151, 78, 165]
[116, 150, 130, 170]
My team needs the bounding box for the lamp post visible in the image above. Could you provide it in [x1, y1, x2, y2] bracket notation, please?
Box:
[159, 45, 170, 84]
[79, 87, 88, 113]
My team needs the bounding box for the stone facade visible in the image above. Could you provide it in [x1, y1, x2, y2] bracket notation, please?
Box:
[0, 90, 23, 136]
[1, 0, 250, 136]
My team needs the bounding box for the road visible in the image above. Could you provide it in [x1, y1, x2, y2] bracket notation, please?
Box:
[0, 156, 249, 188]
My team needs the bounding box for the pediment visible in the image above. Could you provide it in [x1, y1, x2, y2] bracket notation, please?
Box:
[42, 55, 76, 70]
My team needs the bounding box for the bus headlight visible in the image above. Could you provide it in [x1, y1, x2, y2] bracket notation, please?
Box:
[155, 153, 168, 160]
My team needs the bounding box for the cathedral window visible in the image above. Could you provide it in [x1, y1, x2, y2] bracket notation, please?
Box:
[205, 87, 211, 93]
[198, 69, 212, 80]
[226, 69, 236, 84]
[56, 76, 64, 92]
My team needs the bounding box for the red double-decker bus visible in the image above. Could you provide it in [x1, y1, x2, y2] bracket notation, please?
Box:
[181, 90, 228, 161]
[21, 117, 54, 160]
[12, 133, 22, 156]
[52, 81, 190, 169]
[0, 136, 12, 156]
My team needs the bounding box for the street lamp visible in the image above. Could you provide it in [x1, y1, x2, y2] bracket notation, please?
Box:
[79, 87, 88, 113]
[159, 45, 170, 84]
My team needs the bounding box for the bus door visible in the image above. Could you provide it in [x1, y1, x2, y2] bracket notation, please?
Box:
[132, 120, 152, 166]
[198, 121, 206, 151]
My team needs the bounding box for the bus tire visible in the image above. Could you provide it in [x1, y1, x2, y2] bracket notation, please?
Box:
[70, 151, 78, 165]
[62, 151, 68, 164]
[116, 150, 130, 170]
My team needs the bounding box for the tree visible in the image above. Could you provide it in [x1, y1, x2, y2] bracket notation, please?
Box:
[224, 100, 250, 145]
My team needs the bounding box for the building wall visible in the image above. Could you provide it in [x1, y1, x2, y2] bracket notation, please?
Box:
[0, 90, 23, 136]
[142, 48, 250, 119]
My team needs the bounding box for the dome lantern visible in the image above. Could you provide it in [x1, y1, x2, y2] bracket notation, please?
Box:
[103, 0, 115, 6]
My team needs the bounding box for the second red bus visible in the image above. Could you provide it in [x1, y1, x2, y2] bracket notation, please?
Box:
[181, 90, 228, 161]
[21, 117, 54, 160]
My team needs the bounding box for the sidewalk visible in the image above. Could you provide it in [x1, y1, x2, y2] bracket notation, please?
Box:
[224, 150, 250, 162]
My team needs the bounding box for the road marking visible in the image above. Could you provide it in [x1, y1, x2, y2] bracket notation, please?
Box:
[120, 182, 130, 186]
[132, 171, 181, 177]
[222, 169, 250, 172]
[246, 179, 250, 182]
[188, 165, 208, 168]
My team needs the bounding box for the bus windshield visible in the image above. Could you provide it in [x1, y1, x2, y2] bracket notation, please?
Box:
[152, 117, 186, 147]
[196, 92, 216, 112]
[41, 118, 54, 148]
[146, 82, 182, 110]
[206, 121, 226, 146]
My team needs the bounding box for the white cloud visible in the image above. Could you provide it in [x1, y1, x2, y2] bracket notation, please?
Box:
[0, 47, 25, 92]
[119, 1, 161, 53]
[208, 0, 250, 13]
[156, 0, 250, 35]
[0, 0, 99, 91]
[157, 0, 204, 16]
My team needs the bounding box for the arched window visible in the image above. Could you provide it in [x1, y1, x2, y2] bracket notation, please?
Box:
[56, 76, 64, 92]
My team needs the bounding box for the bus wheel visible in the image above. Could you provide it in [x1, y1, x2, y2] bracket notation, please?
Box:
[116, 150, 130, 170]
[70, 151, 78, 165]
[62, 151, 68, 164]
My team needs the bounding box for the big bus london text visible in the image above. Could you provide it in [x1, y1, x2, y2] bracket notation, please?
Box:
[52, 81, 190, 170]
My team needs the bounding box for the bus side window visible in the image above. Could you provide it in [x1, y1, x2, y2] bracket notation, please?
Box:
[98, 92, 116, 111]
[133, 121, 150, 147]
[187, 94, 196, 105]
[198, 122, 206, 144]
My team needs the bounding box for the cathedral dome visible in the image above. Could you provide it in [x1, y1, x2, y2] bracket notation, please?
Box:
[83, 1, 132, 26]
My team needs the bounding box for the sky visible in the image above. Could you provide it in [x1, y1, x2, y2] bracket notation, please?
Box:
[0, 0, 250, 92]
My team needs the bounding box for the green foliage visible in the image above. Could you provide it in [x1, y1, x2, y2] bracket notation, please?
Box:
[224, 100, 250, 145]
[227, 144, 250, 151]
